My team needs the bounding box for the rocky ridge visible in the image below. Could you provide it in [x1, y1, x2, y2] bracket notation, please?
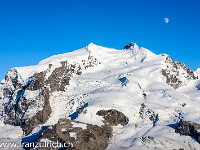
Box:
[162, 55, 198, 89]
[36, 109, 128, 150]
[1, 54, 99, 134]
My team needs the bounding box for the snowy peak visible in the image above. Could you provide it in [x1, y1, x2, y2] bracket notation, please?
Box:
[195, 68, 200, 76]
[0, 43, 200, 150]
[86, 42, 99, 51]
[85, 43, 119, 60]
[122, 42, 139, 51]
[122, 42, 140, 56]
[86, 43, 104, 56]
[122, 42, 158, 63]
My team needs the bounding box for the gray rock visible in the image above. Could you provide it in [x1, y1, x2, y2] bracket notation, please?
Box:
[96, 109, 129, 126]
[24, 88, 51, 134]
[139, 103, 146, 119]
[37, 118, 113, 150]
[175, 121, 200, 143]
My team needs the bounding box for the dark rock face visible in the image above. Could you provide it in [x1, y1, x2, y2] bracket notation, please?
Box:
[1, 55, 99, 135]
[3, 76, 51, 135]
[175, 121, 200, 143]
[36, 109, 128, 149]
[162, 56, 197, 89]
[23, 89, 51, 134]
[96, 109, 129, 126]
[29, 61, 74, 92]
[37, 118, 113, 150]
[28, 56, 98, 93]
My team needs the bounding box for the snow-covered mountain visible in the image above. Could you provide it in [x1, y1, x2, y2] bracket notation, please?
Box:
[0, 43, 200, 150]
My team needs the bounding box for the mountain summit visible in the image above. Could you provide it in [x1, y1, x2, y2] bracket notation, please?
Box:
[0, 43, 200, 149]
[123, 42, 139, 50]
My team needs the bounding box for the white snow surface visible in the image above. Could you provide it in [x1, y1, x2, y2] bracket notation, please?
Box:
[69, 132, 77, 139]
[195, 68, 200, 74]
[0, 43, 200, 149]
[0, 120, 23, 150]
[71, 122, 87, 130]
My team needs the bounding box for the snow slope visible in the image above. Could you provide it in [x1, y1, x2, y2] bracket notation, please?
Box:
[0, 43, 200, 149]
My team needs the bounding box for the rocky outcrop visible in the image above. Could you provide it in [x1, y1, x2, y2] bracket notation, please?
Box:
[36, 118, 112, 150]
[0, 69, 23, 97]
[145, 109, 159, 127]
[139, 104, 159, 127]
[139, 103, 146, 119]
[29, 61, 74, 92]
[123, 42, 136, 50]
[175, 121, 200, 143]
[35, 109, 128, 149]
[25, 56, 98, 93]
[96, 109, 129, 126]
[162, 56, 197, 89]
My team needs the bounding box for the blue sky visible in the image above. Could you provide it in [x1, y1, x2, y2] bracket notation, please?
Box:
[0, 0, 200, 81]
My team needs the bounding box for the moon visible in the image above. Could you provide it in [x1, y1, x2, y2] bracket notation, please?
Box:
[164, 18, 169, 23]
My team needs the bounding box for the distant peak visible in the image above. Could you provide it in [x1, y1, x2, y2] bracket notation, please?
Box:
[88, 42, 95, 47]
[86, 42, 98, 50]
[123, 42, 140, 56]
[195, 68, 200, 72]
[123, 42, 139, 50]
